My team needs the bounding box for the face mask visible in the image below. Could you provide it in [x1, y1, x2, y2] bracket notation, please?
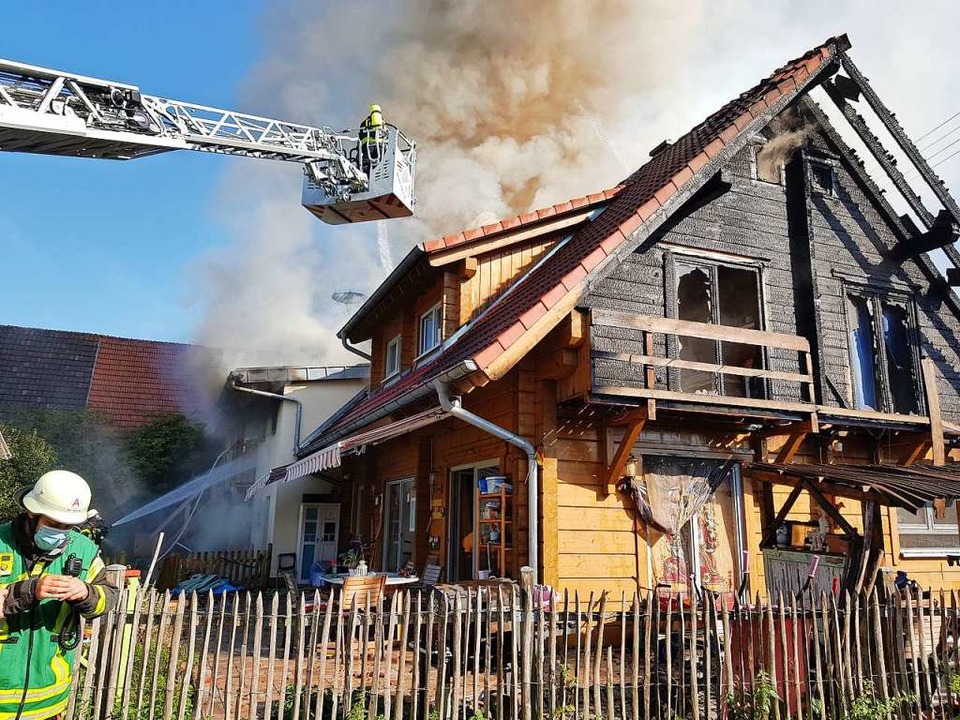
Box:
[34, 524, 68, 552]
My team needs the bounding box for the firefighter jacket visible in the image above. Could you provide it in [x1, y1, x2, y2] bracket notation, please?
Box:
[359, 109, 384, 146]
[0, 516, 119, 720]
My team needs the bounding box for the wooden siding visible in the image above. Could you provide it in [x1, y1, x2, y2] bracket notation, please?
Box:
[460, 236, 558, 325]
[585, 143, 807, 406]
[802, 129, 960, 423]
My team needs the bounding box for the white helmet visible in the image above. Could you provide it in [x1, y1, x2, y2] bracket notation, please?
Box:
[20, 470, 94, 525]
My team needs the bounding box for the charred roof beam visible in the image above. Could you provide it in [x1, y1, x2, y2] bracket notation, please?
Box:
[890, 209, 960, 260]
[835, 51, 960, 268]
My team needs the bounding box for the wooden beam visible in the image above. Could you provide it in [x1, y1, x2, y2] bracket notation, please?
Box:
[897, 438, 931, 466]
[801, 478, 857, 537]
[760, 482, 805, 548]
[854, 499, 875, 593]
[889, 209, 959, 260]
[604, 413, 647, 495]
[922, 357, 946, 466]
[593, 309, 812, 353]
[774, 429, 808, 465]
[947, 267, 960, 287]
[459, 256, 478, 280]
[592, 350, 812, 384]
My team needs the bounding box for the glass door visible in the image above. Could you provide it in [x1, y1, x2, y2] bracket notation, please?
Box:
[383, 478, 415, 572]
[298, 503, 340, 583]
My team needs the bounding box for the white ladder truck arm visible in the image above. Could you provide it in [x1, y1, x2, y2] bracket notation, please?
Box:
[0, 57, 415, 225]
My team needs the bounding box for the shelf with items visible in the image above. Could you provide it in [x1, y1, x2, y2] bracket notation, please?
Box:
[475, 478, 512, 578]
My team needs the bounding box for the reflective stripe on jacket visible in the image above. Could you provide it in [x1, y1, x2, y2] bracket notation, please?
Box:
[0, 522, 116, 720]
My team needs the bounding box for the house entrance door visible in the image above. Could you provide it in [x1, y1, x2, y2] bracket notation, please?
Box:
[298, 503, 340, 583]
[447, 463, 499, 582]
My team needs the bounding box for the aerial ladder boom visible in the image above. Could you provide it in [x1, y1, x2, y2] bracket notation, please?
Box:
[0, 57, 415, 224]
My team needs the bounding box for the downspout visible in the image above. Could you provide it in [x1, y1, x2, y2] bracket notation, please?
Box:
[434, 380, 539, 583]
[230, 378, 304, 457]
[341, 336, 372, 361]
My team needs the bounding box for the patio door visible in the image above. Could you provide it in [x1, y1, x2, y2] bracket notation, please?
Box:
[383, 478, 416, 572]
[298, 503, 340, 583]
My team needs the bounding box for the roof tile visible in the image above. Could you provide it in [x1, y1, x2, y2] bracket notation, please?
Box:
[536, 206, 557, 220]
[560, 263, 589, 291]
[654, 180, 680, 205]
[481, 221, 503, 235]
[519, 301, 548, 331]
[580, 245, 608, 273]
[497, 320, 526, 348]
[703, 138, 726, 159]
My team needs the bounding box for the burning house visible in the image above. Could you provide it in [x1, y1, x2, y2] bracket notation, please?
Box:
[251, 35, 960, 602]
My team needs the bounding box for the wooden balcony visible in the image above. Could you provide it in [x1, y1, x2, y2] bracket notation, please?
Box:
[590, 309, 818, 424]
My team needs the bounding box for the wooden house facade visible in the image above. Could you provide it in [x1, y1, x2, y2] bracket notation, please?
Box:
[281, 35, 960, 603]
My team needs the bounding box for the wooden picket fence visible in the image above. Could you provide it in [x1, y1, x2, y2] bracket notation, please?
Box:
[155, 548, 272, 591]
[63, 584, 960, 720]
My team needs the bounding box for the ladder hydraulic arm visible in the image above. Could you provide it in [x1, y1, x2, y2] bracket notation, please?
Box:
[0, 57, 416, 224]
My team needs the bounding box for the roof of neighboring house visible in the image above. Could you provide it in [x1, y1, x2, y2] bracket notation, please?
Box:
[301, 35, 851, 455]
[0, 324, 194, 429]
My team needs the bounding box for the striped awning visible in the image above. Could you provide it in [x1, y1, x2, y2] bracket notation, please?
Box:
[244, 407, 448, 500]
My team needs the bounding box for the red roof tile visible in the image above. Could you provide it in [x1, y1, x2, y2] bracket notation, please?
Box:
[87, 336, 194, 429]
[301, 36, 847, 453]
[420, 187, 623, 254]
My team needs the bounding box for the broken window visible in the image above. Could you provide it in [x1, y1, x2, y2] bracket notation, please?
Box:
[882, 302, 919, 414]
[845, 289, 920, 414]
[675, 260, 763, 397]
[809, 160, 836, 196]
[847, 295, 878, 410]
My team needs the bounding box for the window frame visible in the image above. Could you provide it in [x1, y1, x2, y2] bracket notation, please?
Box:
[897, 501, 960, 556]
[808, 158, 837, 197]
[384, 334, 401, 379]
[663, 250, 768, 397]
[417, 303, 443, 357]
[842, 285, 924, 415]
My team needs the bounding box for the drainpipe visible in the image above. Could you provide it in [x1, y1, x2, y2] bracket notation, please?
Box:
[434, 380, 539, 583]
[230, 378, 304, 457]
[341, 336, 372, 361]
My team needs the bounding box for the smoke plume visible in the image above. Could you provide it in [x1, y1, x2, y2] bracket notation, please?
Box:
[191, 0, 960, 379]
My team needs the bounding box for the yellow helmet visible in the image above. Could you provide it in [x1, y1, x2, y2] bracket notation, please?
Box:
[370, 104, 382, 113]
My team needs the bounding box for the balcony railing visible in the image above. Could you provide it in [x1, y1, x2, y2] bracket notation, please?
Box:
[591, 309, 817, 417]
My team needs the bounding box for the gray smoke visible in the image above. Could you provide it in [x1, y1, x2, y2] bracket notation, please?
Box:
[190, 0, 960, 376]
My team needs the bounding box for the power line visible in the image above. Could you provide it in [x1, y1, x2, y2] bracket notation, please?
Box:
[916, 109, 960, 142]
[920, 121, 960, 152]
[933, 146, 960, 170]
[926, 135, 960, 162]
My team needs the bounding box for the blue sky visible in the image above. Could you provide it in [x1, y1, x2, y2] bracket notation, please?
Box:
[0, 1, 263, 341]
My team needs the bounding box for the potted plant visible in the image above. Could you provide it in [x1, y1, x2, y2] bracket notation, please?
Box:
[337, 548, 361, 575]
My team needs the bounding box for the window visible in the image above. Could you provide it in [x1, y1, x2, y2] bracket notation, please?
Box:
[809, 160, 836, 196]
[845, 290, 920, 414]
[418, 304, 443, 356]
[897, 502, 960, 554]
[383, 478, 415, 572]
[673, 259, 764, 398]
[384, 335, 400, 378]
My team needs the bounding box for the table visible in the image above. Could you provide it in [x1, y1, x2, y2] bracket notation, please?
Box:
[321, 572, 419, 587]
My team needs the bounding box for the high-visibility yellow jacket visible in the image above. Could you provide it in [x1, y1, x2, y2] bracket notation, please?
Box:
[0, 520, 118, 720]
[359, 108, 384, 145]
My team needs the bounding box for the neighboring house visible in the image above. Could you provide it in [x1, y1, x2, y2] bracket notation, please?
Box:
[0, 324, 193, 427]
[258, 35, 960, 603]
[117, 364, 368, 579]
[0, 324, 200, 512]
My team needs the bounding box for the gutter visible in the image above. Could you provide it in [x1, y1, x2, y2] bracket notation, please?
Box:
[341, 336, 372, 361]
[230, 377, 304, 457]
[434, 380, 539, 584]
